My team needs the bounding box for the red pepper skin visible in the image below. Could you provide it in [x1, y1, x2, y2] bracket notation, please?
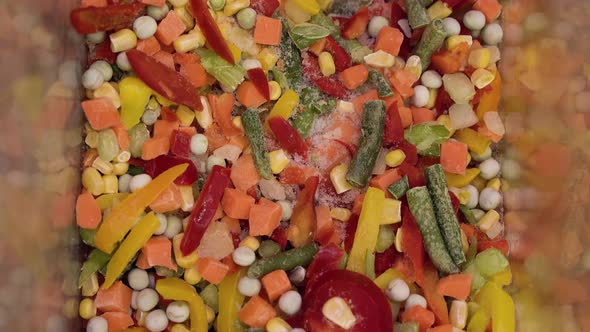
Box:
[375, 246, 398, 276]
[247, 68, 270, 101]
[397, 142, 418, 165]
[342, 6, 370, 40]
[189, 0, 235, 64]
[287, 176, 320, 248]
[434, 86, 454, 117]
[161, 107, 179, 122]
[344, 214, 359, 252]
[402, 206, 425, 284]
[333, 139, 357, 158]
[70, 2, 145, 34]
[390, 1, 406, 30]
[268, 117, 308, 158]
[270, 227, 288, 249]
[323, 36, 352, 72]
[399, 162, 426, 188]
[305, 243, 345, 295]
[250, 0, 279, 17]
[180, 166, 231, 255]
[90, 40, 117, 64]
[170, 130, 191, 158]
[143, 155, 198, 185]
[126, 49, 203, 110]
[302, 55, 349, 99]
[383, 103, 405, 147]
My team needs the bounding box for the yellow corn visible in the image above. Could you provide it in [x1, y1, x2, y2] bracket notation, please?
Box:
[385, 149, 406, 167]
[224, 0, 250, 16]
[446, 35, 473, 49]
[114, 150, 131, 163]
[85, 130, 99, 148]
[317, 0, 333, 10]
[330, 164, 353, 194]
[450, 300, 468, 329]
[92, 157, 113, 175]
[93, 83, 121, 109]
[322, 297, 356, 329]
[486, 178, 501, 191]
[228, 41, 242, 62]
[436, 114, 455, 136]
[232, 116, 243, 130]
[267, 89, 299, 121]
[285, 0, 311, 23]
[171, 324, 191, 332]
[174, 6, 195, 30]
[79, 298, 96, 320]
[176, 105, 196, 126]
[394, 228, 403, 252]
[81, 272, 99, 297]
[189, 26, 206, 47]
[330, 207, 352, 222]
[426, 88, 438, 109]
[445, 168, 481, 188]
[269, 149, 290, 174]
[468, 48, 491, 69]
[319, 52, 336, 76]
[103, 175, 119, 194]
[82, 167, 105, 196]
[174, 33, 201, 53]
[113, 162, 129, 176]
[266, 317, 292, 332]
[173, 234, 200, 268]
[405, 55, 423, 79]
[240, 236, 261, 251]
[205, 305, 215, 323]
[293, 0, 320, 14]
[454, 128, 491, 154]
[195, 96, 213, 129]
[427, 1, 452, 19]
[178, 185, 195, 212]
[184, 265, 202, 284]
[477, 210, 500, 232]
[471, 176, 487, 191]
[110, 28, 137, 53]
[257, 48, 279, 71]
[449, 187, 470, 205]
[364, 50, 396, 67]
[269, 81, 282, 100]
[381, 198, 402, 224]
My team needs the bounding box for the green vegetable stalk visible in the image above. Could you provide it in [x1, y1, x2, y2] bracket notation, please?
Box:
[242, 109, 272, 179]
[78, 249, 111, 287]
[413, 19, 447, 70]
[247, 243, 319, 278]
[197, 49, 246, 92]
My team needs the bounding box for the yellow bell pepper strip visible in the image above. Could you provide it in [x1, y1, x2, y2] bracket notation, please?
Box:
[445, 168, 481, 187]
[454, 128, 491, 155]
[217, 269, 247, 332]
[467, 305, 491, 332]
[96, 193, 129, 211]
[102, 212, 160, 289]
[475, 282, 515, 332]
[346, 187, 385, 274]
[120, 77, 152, 129]
[95, 163, 188, 254]
[476, 72, 502, 120]
[266, 89, 300, 127]
[156, 277, 208, 332]
[374, 268, 418, 293]
[490, 267, 512, 286]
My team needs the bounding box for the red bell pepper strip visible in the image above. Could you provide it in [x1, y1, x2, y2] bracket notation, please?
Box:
[169, 130, 191, 158]
[161, 107, 180, 122]
[305, 243, 345, 295]
[342, 6, 370, 40]
[268, 117, 308, 158]
[126, 49, 203, 110]
[401, 206, 425, 284]
[302, 55, 349, 99]
[180, 165, 231, 255]
[344, 214, 359, 252]
[189, 0, 235, 64]
[397, 141, 418, 165]
[70, 2, 145, 34]
[90, 40, 117, 64]
[287, 176, 319, 248]
[247, 68, 270, 101]
[434, 86, 454, 117]
[143, 155, 198, 185]
[390, 1, 407, 29]
[250, 0, 279, 17]
[323, 36, 352, 72]
[375, 246, 398, 276]
[383, 103, 405, 147]
[399, 162, 426, 188]
[270, 227, 289, 249]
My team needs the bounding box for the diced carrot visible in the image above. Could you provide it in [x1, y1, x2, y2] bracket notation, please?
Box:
[399, 106, 413, 128]
[231, 154, 261, 192]
[154, 118, 180, 138]
[197, 257, 230, 285]
[94, 281, 132, 313]
[477, 124, 503, 143]
[222, 188, 255, 219]
[174, 52, 200, 65]
[141, 137, 170, 160]
[383, 93, 404, 110]
[236, 81, 267, 108]
[279, 165, 317, 185]
[181, 61, 208, 88]
[323, 111, 361, 145]
[261, 270, 292, 302]
[152, 50, 175, 69]
[81, 0, 107, 7]
[387, 69, 417, 99]
[374, 26, 404, 56]
[140, 0, 166, 6]
[135, 36, 161, 56]
[440, 141, 468, 175]
[431, 43, 470, 75]
[309, 38, 327, 56]
[253, 15, 282, 45]
[113, 123, 130, 150]
[411, 107, 435, 124]
[436, 274, 472, 301]
[209, 93, 242, 137]
[136, 252, 150, 269]
[204, 122, 229, 151]
[473, 0, 502, 23]
[149, 183, 182, 213]
[315, 205, 336, 245]
[352, 193, 365, 215]
[427, 324, 453, 332]
[478, 239, 509, 256]
[155, 11, 186, 46]
[142, 236, 177, 270]
[178, 126, 197, 136]
[460, 223, 477, 239]
[100, 312, 134, 332]
[82, 98, 121, 130]
[340, 64, 369, 90]
[249, 198, 282, 236]
[239, 295, 277, 328]
[352, 89, 379, 114]
[76, 191, 101, 229]
[401, 306, 436, 332]
[221, 216, 241, 234]
[369, 168, 402, 192]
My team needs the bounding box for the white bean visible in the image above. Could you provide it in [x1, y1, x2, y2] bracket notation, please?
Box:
[479, 188, 501, 211]
[278, 290, 303, 316]
[145, 309, 169, 332]
[128, 268, 149, 291]
[386, 278, 410, 302]
[166, 301, 190, 323]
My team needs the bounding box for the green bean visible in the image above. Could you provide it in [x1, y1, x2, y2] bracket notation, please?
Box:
[78, 249, 110, 287]
[465, 235, 478, 265]
[247, 243, 319, 278]
[258, 240, 281, 258]
[200, 284, 219, 312]
[413, 19, 446, 70]
[242, 109, 272, 179]
[424, 164, 466, 266]
[407, 187, 459, 274]
[368, 70, 394, 98]
[346, 100, 386, 188]
[405, 0, 431, 29]
[127, 165, 144, 176]
[98, 128, 120, 162]
[128, 123, 150, 158]
[280, 18, 303, 91]
[388, 175, 410, 199]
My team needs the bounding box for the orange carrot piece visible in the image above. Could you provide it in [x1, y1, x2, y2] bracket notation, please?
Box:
[82, 98, 121, 130]
[374, 26, 404, 56]
[228, 134, 249, 150]
[197, 257, 230, 285]
[221, 216, 241, 234]
[411, 107, 435, 124]
[369, 168, 402, 192]
[222, 188, 255, 219]
[76, 191, 102, 229]
[94, 281, 132, 313]
[473, 0, 502, 23]
[427, 324, 453, 332]
[230, 154, 261, 192]
[436, 274, 472, 301]
[81, 0, 107, 7]
[136, 252, 150, 270]
[315, 205, 336, 245]
[239, 295, 277, 328]
[352, 89, 379, 114]
[418, 264, 450, 325]
[388, 69, 417, 99]
[309, 38, 327, 56]
[141, 137, 170, 160]
[236, 81, 267, 108]
[140, 0, 166, 6]
[340, 64, 369, 90]
[253, 15, 282, 46]
[100, 312, 134, 332]
[204, 122, 229, 151]
[113, 123, 130, 150]
[261, 270, 292, 302]
[149, 183, 182, 213]
[209, 93, 242, 137]
[135, 36, 161, 56]
[174, 52, 200, 65]
[142, 236, 177, 271]
[179, 61, 208, 88]
[431, 43, 470, 75]
[401, 306, 436, 332]
[249, 198, 282, 236]
[279, 165, 317, 185]
[155, 11, 186, 46]
[399, 106, 414, 128]
[440, 141, 469, 175]
[154, 118, 180, 138]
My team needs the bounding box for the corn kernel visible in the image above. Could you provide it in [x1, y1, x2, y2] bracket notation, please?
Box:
[176, 105, 196, 126]
[405, 55, 423, 79]
[330, 207, 352, 222]
[382, 198, 402, 224]
[477, 210, 500, 232]
[85, 130, 99, 148]
[468, 48, 491, 69]
[189, 27, 206, 47]
[174, 234, 200, 268]
[232, 116, 243, 130]
[485, 220, 503, 239]
[427, 1, 452, 19]
[385, 149, 406, 167]
[205, 305, 215, 323]
[178, 185, 195, 212]
[437, 114, 455, 136]
[466, 152, 472, 165]
[446, 35, 473, 49]
[460, 228, 469, 253]
[266, 317, 292, 332]
[257, 48, 279, 71]
[103, 175, 119, 194]
[228, 41, 242, 63]
[174, 33, 201, 53]
[174, 6, 195, 30]
[113, 162, 129, 176]
[450, 300, 468, 329]
[269, 81, 282, 100]
[317, 0, 333, 10]
[322, 297, 356, 329]
[426, 88, 438, 109]
[336, 100, 355, 113]
[471, 68, 495, 89]
[81, 273, 99, 297]
[135, 310, 148, 326]
[93, 83, 121, 109]
[486, 178, 501, 191]
[79, 298, 96, 320]
[330, 164, 353, 194]
[395, 228, 403, 252]
[184, 265, 202, 284]
[364, 50, 395, 68]
[114, 151, 130, 164]
[293, 0, 320, 14]
[195, 96, 213, 129]
[449, 187, 470, 205]
[319, 51, 336, 76]
[92, 157, 113, 175]
[110, 28, 137, 53]
[240, 236, 261, 251]
[82, 167, 105, 196]
[171, 324, 191, 332]
[224, 0, 250, 16]
[269, 149, 290, 174]
[471, 176, 487, 191]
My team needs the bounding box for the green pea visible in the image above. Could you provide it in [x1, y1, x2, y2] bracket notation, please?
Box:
[236, 8, 257, 30]
[209, 0, 226, 11]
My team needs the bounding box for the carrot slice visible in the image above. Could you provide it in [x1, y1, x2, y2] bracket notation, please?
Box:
[261, 270, 292, 302]
[94, 281, 132, 313]
[239, 295, 277, 328]
[436, 274, 472, 301]
[76, 191, 102, 229]
[82, 98, 121, 130]
[197, 257, 230, 285]
[249, 198, 282, 236]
